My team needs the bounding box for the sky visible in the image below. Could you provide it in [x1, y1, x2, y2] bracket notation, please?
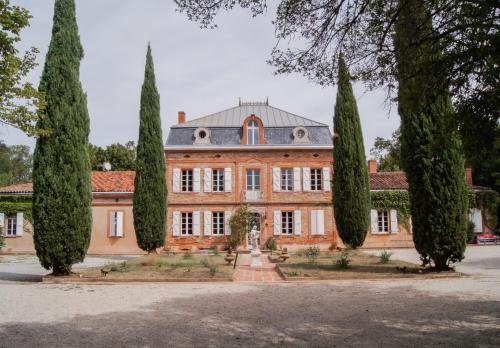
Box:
[2, 0, 400, 156]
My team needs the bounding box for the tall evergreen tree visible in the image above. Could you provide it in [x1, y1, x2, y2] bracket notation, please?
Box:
[133, 44, 167, 252]
[333, 54, 371, 249]
[32, 0, 92, 275]
[394, 0, 468, 270]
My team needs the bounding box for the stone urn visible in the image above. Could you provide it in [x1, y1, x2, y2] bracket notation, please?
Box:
[224, 252, 236, 265]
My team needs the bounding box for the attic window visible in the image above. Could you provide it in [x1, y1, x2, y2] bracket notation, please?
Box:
[293, 127, 310, 144]
[194, 127, 210, 144]
[247, 121, 259, 145]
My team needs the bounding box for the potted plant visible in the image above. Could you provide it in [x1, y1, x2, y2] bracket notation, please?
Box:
[280, 247, 290, 262]
[225, 204, 253, 265]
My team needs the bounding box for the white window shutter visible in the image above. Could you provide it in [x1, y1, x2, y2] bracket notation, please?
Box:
[173, 168, 181, 192]
[204, 211, 212, 236]
[193, 168, 201, 193]
[273, 210, 281, 235]
[311, 210, 317, 235]
[193, 211, 201, 236]
[116, 212, 124, 237]
[109, 212, 115, 236]
[203, 168, 212, 192]
[272, 167, 281, 192]
[317, 210, 324, 235]
[471, 208, 483, 232]
[293, 167, 301, 192]
[225, 210, 232, 235]
[390, 209, 399, 233]
[224, 167, 232, 192]
[0, 213, 4, 230]
[16, 212, 24, 236]
[322, 167, 331, 192]
[294, 210, 301, 235]
[370, 209, 379, 233]
[173, 211, 180, 236]
[303, 167, 311, 192]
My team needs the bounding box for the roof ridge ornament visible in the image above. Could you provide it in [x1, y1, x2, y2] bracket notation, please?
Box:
[238, 97, 269, 106]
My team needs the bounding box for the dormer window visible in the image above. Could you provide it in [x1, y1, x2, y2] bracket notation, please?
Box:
[247, 121, 259, 145]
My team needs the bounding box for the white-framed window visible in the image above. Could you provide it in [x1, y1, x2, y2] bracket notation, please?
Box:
[212, 212, 225, 235]
[181, 212, 193, 235]
[310, 168, 323, 191]
[6, 215, 17, 236]
[378, 211, 389, 233]
[281, 168, 293, 191]
[212, 169, 224, 192]
[247, 120, 259, 145]
[182, 169, 193, 192]
[281, 211, 293, 234]
[109, 211, 124, 237]
[246, 169, 261, 191]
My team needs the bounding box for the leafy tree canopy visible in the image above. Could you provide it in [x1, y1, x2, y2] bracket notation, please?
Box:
[89, 141, 136, 171]
[370, 129, 402, 172]
[0, 141, 32, 186]
[0, 0, 46, 136]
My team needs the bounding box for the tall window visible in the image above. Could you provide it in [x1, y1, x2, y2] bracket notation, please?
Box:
[246, 169, 261, 191]
[311, 168, 323, 191]
[212, 169, 224, 192]
[212, 212, 224, 235]
[378, 211, 389, 233]
[181, 212, 193, 235]
[182, 169, 193, 192]
[247, 120, 259, 145]
[281, 168, 293, 191]
[111, 212, 119, 237]
[6, 215, 17, 236]
[281, 211, 293, 234]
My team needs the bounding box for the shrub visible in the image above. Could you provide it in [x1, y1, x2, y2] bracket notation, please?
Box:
[200, 257, 210, 268]
[304, 246, 320, 264]
[209, 264, 218, 277]
[228, 204, 252, 252]
[265, 237, 277, 251]
[212, 247, 220, 256]
[183, 251, 193, 260]
[336, 251, 351, 269]
[379, 250, 393, 264]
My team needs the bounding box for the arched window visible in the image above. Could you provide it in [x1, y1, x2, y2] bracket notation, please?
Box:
[247, 120, 259, 145]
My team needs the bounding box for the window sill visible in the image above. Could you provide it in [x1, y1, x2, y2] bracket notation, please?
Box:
[371, 231, 390, 235]
[4, 235, 21, 238]
[108, 236, 124, 238]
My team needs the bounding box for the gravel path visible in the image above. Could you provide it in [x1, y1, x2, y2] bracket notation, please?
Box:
[0, 247, 499, 347]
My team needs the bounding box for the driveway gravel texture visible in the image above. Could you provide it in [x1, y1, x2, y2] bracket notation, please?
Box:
[0, 246, 499, 348]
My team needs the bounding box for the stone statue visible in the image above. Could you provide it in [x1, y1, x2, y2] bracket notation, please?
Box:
[250, 225, 260, 250]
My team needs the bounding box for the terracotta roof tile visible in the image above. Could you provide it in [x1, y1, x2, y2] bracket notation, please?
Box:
[0, 171, 135, 194]
[369, 171, 408, 190]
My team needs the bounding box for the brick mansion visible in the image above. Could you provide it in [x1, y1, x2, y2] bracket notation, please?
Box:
[0, 101, 489, 254]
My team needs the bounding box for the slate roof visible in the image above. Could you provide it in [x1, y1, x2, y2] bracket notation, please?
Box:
[172, 103, 328, 128]
[0, 171, 135, 194]
[166, 102, 333, 146]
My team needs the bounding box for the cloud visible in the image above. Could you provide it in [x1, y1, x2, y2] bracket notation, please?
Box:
[2, 0, 399, 156]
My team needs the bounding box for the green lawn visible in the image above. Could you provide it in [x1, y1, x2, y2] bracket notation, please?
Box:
[79, 253, 234, 281]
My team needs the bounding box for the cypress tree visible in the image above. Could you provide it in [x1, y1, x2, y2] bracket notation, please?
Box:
[394, 0, 468, 270]
[32, 0, 92, 275]
[133, 44, 167, 252]
[333, 54, 371, 249]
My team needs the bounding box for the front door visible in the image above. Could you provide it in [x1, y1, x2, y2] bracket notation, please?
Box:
[247, 212, 261, 249]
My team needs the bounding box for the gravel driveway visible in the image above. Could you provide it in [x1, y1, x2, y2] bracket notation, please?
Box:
[0, 246, 499, 347]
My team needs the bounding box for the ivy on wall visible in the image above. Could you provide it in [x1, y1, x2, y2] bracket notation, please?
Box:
[0, 197, 33, 223]
[468, 190, 499, 232]
[370, 191, 411, 230]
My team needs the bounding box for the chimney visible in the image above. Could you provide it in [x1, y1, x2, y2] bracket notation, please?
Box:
[178, 111, 186, 124]
[465, 167, 473, 186]
[368, 159, 377, 174]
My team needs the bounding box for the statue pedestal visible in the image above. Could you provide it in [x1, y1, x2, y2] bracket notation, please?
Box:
[250, 248, 262, 268]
